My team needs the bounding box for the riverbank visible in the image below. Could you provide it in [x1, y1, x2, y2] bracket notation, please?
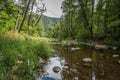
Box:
[0, 32, 51, 80]
[49, 39, 120, 50]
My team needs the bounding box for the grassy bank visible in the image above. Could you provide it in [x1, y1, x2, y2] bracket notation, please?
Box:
[0, 34, 51, 80]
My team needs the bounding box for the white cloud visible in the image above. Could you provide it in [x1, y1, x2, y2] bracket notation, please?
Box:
[43, 0, 64, 18]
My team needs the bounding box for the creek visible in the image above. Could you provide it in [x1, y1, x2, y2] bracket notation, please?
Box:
[37, 43, 120, 80]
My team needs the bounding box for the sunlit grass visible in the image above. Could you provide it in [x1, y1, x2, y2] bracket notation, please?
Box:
[0, 32, 51, 80]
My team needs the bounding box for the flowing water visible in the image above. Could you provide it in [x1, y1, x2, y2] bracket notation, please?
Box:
[38, 43, 120, 80]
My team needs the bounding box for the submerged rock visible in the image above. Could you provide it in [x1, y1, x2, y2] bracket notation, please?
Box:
[82, 58, 92, 63]
[63, 66, 68, 69]
[73, 77, 78, 80]
[71, 47, 80, 51]
[51, 54, 58, 57]
[113, 47, 117, 50]
[43, 71, 49, 75]
[112, 54, 119, 58]
[95, 45, 108, 49]
[82, 63, 92, 68]
[52, 66, 61, 73]
[119, 60, 120, 64]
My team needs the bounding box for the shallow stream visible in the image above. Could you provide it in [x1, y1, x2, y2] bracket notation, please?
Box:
[38, 43, 120, 80]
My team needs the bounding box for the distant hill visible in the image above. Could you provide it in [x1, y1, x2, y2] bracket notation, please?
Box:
[42, 15, 60, 30]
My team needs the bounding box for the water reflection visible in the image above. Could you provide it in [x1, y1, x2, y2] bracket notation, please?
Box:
[37, 54, 65, 80]
[44, 56, 64, 79]
[51, 44, 120, 80]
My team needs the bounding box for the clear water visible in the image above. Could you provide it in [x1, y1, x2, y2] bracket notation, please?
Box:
[51, 44, 120, 80]
[38, 44, 120, 80]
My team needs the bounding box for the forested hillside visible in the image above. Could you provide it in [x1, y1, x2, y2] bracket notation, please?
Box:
[42, 15, 59, 30]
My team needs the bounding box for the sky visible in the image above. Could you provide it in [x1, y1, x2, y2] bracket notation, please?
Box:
[43, 0, 64, 18]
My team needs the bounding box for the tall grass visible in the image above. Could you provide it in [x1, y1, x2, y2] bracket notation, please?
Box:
[0, 35, 51, 80]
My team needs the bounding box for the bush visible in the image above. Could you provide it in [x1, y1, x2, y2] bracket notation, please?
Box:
[77, 30, 91, 42]
[34, 41, 50, 59]
[103, 40, 120, 47]
[107, 20, 120, 40]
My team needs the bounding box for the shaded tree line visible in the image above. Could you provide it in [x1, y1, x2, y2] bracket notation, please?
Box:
[49, 0, 120, 45]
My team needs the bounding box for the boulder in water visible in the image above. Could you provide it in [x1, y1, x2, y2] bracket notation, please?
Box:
[52, 66, 61, 73]
[118, 60, 120, 64]
[43, 71, 49, 75]
[95, 45, 108, 49]
[71, 47, 80, 51]
[73, 77, 78, 80]
[112, 54, 119, 58]
[82, 58, 92, 63]
[113, 47, 117, 50]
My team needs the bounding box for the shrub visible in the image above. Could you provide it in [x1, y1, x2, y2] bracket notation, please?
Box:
[77, 30, 91, 42]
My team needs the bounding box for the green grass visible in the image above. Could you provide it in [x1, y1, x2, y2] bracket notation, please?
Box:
[0, 35, 51, 80]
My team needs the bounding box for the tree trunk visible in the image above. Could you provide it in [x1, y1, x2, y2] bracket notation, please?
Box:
[79, 0, 89, 29]
[34, 12, 42, 27]
[28, 0, 35, 26]
[14, 16, 19, 32]
[103, 0, 110, 36]
[18, 0, 31, 33]
[34, 4, 45, 27]
[89, 0, 94, 40]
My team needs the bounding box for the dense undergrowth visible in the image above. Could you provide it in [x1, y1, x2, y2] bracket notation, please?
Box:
[0, 34, 51, 80]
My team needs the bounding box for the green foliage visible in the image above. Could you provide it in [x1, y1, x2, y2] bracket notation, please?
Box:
[42, 15, 59, 30]
[34, 41, 50, 59]
[108, 20, 120, 28]
[59, 0, 120, 46]
[106, 20, 120, 40]
[77, 30, 91, 42]
[103, 40, 120, 47]
[0, 36, 51, 80]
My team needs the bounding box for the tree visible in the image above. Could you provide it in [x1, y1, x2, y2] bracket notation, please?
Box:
[18, 0, 31, 33]
[28, 0, 35, 26]
[34, 3, 46, 27]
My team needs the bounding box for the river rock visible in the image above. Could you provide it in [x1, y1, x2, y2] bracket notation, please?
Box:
[39, 58, 46, 64]
[73, 77, 78, 80]
[43, 71, 49, 75]
[51, 54, 58, 57]
[52, 66, 61, 73]
[113, 47, 117, 50]
[95, 45, 108, 49]
[82, 58, 92, 63]
[63, 66, 69, 69]
[112, 54, 119, 58]
[118, 60, 120, 64]
[71, 47, 80, 51]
